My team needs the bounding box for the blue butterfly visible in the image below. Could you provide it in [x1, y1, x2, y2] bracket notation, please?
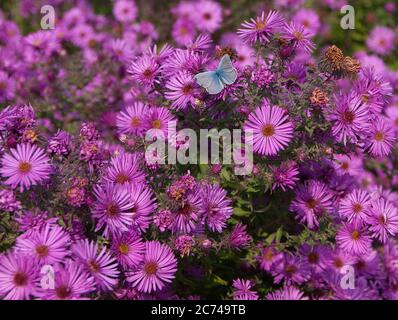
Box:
[194, 54, 238, 95]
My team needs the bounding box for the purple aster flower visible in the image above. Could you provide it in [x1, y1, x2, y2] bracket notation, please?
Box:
[339, 189, 371, 223]
[244, 102, 294, 156]
[257, 245, 284, 271]
[366, 26, 395, 56]
[153, 209, 174, 232]
[365, 117, 395, 157]
[38, 261, 95, 300]
[324, 248, 355, 272]
[250, 64, 275, 88]
[128, 55, 161, 87]
[172, 18, 195, 46]
[143, 107, 176, 139]
[92, 183, 136, 238]
[232, 279, 258, 300]
[14, 209, 56, 238]
[79, 122, 99, 141]
[271, 254, 310, 285]
[174, 235, 195, 257]
[238, 10, 285, 44]
[228, 223, 252, 250]
[292, 8, 320, 35]
[116, 102, 149, 137]
[200, 184, 233, 233]
[127, 241, 177, 293]
[282, 22, 315, 54]
[299, 244, 328, 274]
[0, 143, 52, 192]
[290, 180, 333, 229]
[354, 67, 392, 116]
[336, 222, 372, 255]
[270, 161, 299, 191]
[113, 0, 137, 23]
[47, 130, 72, 157]
[327, 93, 369, 145]
[382, 240, 398, 285]
[109, 39, 134, 64]
[194, 0, 223, 33]
[266, 285, 308, 300]
[104, 152, 145, 186]
[129, 182, 157, 233]
[165, 71, 198, 111]
[332, 276, 377, 300]
[0, 105, 17, 131]
[16, 224, 70, 265]
[111, 230, 145, 269]
[368, 198, 398, 243]
[0, 71, 15, 102]
[171, 191, 202, 234]
[0, 253, 40, 300]
[0, 188, 21, 212]
[72, 239, 119, 291]
[333, 154, 363, 177]
[163, 49, 208, 76]
[386, 106, 398, 133]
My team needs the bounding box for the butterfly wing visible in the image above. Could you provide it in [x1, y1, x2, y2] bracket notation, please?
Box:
[217, 54, 238, 85]
[194, 71, 225, 95]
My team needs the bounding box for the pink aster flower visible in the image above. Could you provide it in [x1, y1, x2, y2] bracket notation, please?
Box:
[290, 180, 334, 229]
[143, 107, 176, 139]
[336, 222, 372, 255]
[368, 198, 398, 243]
[194, 0, 223, 33]
[172, 18, 196, 46]
[238, 10, 285, 44]
[92, 183, 136, 238]
[257, 246, 284, 271]
[327, 93, 369, 145]
[0, 70, 15, 102]
[171, 191, 202, 234]
[128, 55, 161, 87]
[72, 239, 120, 291]
[127, 241, 177, 293]
[281, 22, 315, 54]
[232, 279, 258, 300]
[113, 0, 137, 23]
[292, 8, 320, 35]
[0, 143, 52, 192]
[200, 184, 233, 233]
[228, 223, 252, 250]
[366, 26, 396, 56]
[15, 224, 70, 265]
[244, 102, 294, 156]
[271, 254, 310, 285]
[104, 152, 145, 186]
[38, 261, 95, 300]
[365, 117, 395, 157]
[129, 182, 157, 233]
[270, 160, 299, 191]
[266, 285, 308, 300]
[165, 71, 198, 111]
[0, 253, 40, 300]
[111, 231, 145, 269]
[116, 102, 149, 137]
[339, 189, 372, 223]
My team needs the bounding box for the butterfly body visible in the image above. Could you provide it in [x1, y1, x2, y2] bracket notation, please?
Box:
[194, 54, 238, 95]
